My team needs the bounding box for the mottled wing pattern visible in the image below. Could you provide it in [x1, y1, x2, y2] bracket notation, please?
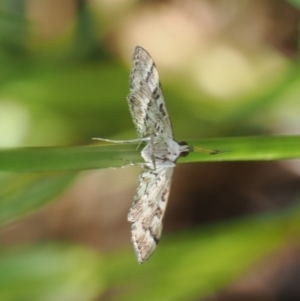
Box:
[127, 46, 173, 139]
[127, 167, 173, 263]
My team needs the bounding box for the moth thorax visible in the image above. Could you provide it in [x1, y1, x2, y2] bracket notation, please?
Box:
[141, 138, 185, 165]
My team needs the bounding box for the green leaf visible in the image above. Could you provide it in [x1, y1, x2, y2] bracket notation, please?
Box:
[287, 0, 300, 9]
[0, 144, 140, 172]
[0, 135, 300, 172]
[186, 135, 300, 162]
[0, 243, 104, 301]
[0, 173, 76, 224]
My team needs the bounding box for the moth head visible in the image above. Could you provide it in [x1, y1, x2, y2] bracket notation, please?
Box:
[178, 141, 193, 157]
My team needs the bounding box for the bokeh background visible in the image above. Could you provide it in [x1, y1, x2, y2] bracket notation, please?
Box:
[0, 0, 300, 300]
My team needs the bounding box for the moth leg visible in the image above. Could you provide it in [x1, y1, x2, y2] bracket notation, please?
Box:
[111, 158, 149, 169]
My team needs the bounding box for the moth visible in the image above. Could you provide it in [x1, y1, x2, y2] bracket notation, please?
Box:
[95, 46, 194, 263]
[126, 46, 193, 263]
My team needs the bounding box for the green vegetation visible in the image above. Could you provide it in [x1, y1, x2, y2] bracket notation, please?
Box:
[0, 1, 299, 300]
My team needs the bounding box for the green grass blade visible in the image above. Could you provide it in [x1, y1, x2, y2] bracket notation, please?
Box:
[0, 135, 300, 172]
[0, 144, 141, 172]
[184, 135, 300, 163]
[0, 173, 76, 224]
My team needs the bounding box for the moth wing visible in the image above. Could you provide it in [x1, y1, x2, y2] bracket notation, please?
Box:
[127, 167, 174, 263]
[127, 46, 173, 139]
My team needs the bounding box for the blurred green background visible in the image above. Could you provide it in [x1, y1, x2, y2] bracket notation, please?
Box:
[0, 0, 300, 300]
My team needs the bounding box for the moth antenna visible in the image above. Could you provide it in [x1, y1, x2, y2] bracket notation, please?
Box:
[92, 137, 150, 144]
[194, 146, 231, 155]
